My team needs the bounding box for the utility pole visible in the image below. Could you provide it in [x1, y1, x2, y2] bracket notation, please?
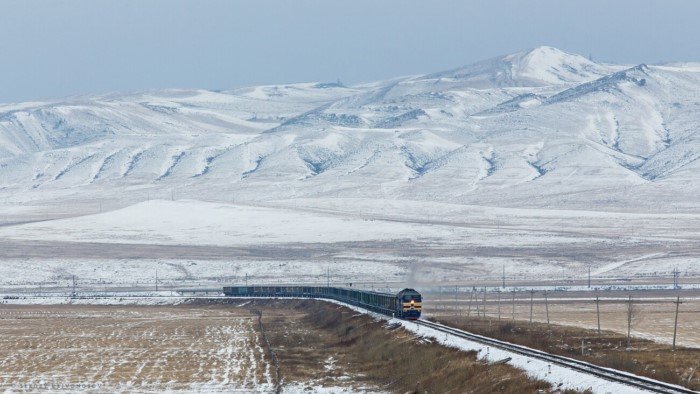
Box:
[474, 290, 479, 317]
[72, 275, 76, 298]
[482, 289, 487, 318]
[511, 291, 516, 322]
[544, 291, 550, 328]
[673, 266, 676, 289]
[595, 294, 601, 336]
[672, 266, 680, 289]
[529, 290, 535, 324]
[497, 290, 501, 321]
[502, 264, 506, 289]
[454, 286, 459, 315]
[327, 267, 330, 287]
[588, 265, 591, 289]
[672, 295, 683, 351]
[245, 273, 248, 286]
[467, 290, 473, 317]
[626, 295, 633, 349]
[155, 269, 158, 292]
[475, 289, 481, 317]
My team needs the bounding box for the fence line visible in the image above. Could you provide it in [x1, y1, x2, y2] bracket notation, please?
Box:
[427, 289, 693, 350]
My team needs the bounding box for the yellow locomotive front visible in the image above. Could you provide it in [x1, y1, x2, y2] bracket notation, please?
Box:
[397, 289, 422, 319]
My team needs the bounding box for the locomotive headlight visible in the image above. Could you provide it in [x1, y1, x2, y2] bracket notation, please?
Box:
[410, 300, 414, 305]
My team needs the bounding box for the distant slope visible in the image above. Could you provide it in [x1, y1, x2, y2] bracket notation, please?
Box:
[421, 46, 620, 88]
[1, 47, 700, 212]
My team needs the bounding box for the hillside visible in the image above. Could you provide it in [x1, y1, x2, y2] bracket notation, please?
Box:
[1, 46, 699, 213]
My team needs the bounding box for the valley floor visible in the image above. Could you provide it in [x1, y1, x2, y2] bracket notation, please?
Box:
[0, 198, 699, 291]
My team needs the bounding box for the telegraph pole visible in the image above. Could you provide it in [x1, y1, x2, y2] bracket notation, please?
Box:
[627, 296, 633, 343]
[72, 275, 76, 298]
[497, 290, 501, 321]
[588, 265, 591, 289]
[544, 291, 550, 328]
[502, 264, 506, 289]
[467, 290, 473, 317]
[595, 294, 601, 336]
[155, 269, 158, 292]
[673, 266, 680, 289]
[529, 290, 535, 324]
[672, 295, 683, 351]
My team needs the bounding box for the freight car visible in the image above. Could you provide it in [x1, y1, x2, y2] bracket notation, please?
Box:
[222, 286, 422, 320]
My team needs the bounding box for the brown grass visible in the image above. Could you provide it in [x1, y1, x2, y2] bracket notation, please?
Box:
[257, 299, 552, 393]
[433, 315, 700, 390]
[0, 304, 270, 391]
[0, 301, 592, 393]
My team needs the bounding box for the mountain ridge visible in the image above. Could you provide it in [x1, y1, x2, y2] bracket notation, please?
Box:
[1, 46, 699, 212]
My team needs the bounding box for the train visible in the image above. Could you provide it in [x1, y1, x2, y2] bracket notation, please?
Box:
[222, 285, 422, 320]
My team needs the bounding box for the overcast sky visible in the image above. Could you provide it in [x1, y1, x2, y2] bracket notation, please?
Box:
[2, 0, 699, 103]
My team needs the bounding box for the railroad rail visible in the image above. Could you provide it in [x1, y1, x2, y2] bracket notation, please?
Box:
[415, 319, 697, 394]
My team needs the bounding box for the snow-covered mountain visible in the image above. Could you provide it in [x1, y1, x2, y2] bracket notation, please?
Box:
[2, 46, 700, 213]
[422, 45, 619, 87]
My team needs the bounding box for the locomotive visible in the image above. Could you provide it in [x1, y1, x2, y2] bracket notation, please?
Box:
[222, 285, 422, 320]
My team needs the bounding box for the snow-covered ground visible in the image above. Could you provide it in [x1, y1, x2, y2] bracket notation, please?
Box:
[1, 46, 700, 213]
[0, 198, 698, 289]
[2, 45, 699, 393]
[0, 46, 699, 294]
[0, 200, 459, 246]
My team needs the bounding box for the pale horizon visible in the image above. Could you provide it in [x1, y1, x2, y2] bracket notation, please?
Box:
[2, 0, 700, 103]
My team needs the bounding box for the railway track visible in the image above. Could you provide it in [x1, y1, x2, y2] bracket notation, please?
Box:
[415, 319, 697, 394]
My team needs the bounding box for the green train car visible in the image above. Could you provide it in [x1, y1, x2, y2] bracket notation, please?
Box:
[222, 286, 422, 320]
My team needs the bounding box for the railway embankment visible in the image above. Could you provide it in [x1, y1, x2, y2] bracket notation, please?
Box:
[432, 315, 700, 391]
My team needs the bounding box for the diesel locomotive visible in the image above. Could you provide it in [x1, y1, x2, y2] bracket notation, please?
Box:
[222, 286, 422, 320]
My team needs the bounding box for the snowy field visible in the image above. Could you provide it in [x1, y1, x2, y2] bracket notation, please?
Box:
[1, 46, 699, 290]
[0, 300, 386, 393]
[0, 304, 274, 392]
[0, 198, 698, 292]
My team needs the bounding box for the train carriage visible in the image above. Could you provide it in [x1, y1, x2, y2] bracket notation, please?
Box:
[222, 286, 421, 320]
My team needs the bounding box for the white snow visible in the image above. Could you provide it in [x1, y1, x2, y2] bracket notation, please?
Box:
[0, 200, 455, 246]
[0, 46, 699, 213]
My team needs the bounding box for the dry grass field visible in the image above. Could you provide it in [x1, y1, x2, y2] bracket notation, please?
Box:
[0, 304, 273, 392]
[0, 300, 561, 393]
[260, 299, 553, 393]
[425, 292, 700, 390]
[424, 291, 700, 348]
